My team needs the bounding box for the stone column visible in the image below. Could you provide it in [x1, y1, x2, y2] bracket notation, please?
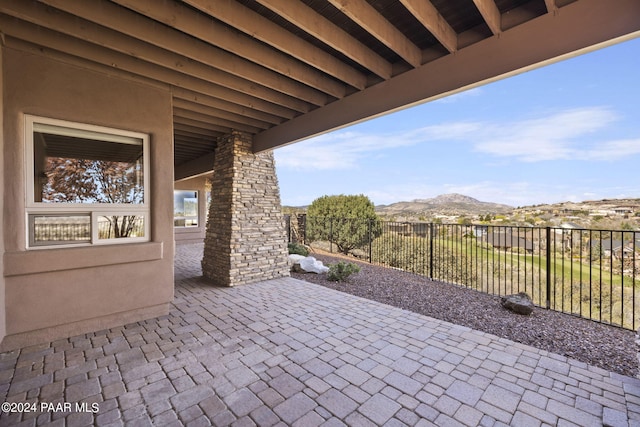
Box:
[202, 131, 290, 286]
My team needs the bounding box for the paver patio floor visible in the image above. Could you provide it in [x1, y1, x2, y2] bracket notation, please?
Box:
[1, 243, 640, 426]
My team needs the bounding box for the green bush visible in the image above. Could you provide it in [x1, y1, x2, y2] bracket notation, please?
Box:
[288, 242, 309, 256]
[306, 195, 381, 255]
[327, 261, 360, 282]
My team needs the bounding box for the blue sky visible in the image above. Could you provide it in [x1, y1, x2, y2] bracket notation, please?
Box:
[275, 36, 640, 208]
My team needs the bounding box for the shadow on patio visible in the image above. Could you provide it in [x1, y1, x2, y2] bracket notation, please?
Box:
[1, 242, 640, 426]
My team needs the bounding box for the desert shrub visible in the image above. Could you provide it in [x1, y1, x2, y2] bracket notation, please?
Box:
[327, 261, 360, 282]
[306, 195, 381, 255]
[371, 233, 428, 275]
[288, 242, 309, 256]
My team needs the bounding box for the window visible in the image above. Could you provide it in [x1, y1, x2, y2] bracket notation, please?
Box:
[26, 116, 150, 248]
[174, 190, 199, 227]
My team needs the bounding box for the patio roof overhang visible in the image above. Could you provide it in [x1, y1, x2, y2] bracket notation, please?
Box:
[1, 0, 639, 180]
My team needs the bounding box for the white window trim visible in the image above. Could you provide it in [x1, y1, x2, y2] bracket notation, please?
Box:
[25, 115, 150, 249]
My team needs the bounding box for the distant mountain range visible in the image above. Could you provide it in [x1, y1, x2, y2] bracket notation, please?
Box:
[375, 193, 513, 216]
[284, 194, 640, 218]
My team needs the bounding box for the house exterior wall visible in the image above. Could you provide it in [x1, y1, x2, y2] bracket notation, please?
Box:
[175, 175, 209, 245]
[0, 45, 6, 343]
[202, 131, 289, 286]
[1, 47, 175, 350]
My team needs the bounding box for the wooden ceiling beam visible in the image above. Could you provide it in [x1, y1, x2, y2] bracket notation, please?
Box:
[39, 0, 331, 105]
[174, 124, 222, 139]
[400, 0, 458, 52]
[328, 0, 422, 67]
[173, 108, 262, 134]
[175, 153, 215, 182]
[112, 0, 359, 94]
[173, 117, 231, 135]
[171, 88, 284, 126]
[173, 99, 271, 131]
[174, 131, 217, 143]
[471, 0, 502, 35]
[256, 0, 392, 80]
[545, 0, 558, 13]
[173, 133, 216, 146]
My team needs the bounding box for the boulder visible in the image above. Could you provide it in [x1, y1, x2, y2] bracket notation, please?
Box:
[288, 255, 329, 274]
[500, 292, 534, 315]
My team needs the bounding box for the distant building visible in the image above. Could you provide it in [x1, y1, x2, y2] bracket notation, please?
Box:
[483, 232, 533, 253]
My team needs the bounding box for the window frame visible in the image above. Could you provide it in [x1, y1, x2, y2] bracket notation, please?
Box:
[25, 115, 150, 249]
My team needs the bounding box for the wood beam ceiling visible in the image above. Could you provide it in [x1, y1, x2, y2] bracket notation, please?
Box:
[328, 0, 422, 67]
[181, 0, 365, 92]
[256, 0, 392, 80]
[471, 0, 502, 35]
[399, 0, 458, 53]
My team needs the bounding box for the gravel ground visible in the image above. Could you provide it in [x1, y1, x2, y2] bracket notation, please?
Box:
[292, 253, 638, 377]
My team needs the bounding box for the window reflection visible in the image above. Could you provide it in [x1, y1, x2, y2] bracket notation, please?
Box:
[174, 191, 198, 227]
[98, 216, 145, 239]
[33, 131, 143, 204]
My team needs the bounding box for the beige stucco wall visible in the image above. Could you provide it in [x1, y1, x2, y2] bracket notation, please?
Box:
[1, 47, 175, 349]
[174, 175, 210, 245]
[0, 45, 6, 343]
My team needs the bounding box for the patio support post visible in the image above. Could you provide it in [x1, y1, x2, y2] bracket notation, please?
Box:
[202, 131, 290, 286]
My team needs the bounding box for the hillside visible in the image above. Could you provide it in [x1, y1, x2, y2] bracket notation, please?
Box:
[515, 198, 640, 214]
[375, 193, 513, 217]
[283, 195, 640, 226]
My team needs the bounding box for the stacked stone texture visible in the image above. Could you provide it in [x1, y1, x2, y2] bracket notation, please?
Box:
[202, 131, 290, 286]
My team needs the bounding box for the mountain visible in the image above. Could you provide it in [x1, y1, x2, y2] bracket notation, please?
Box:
[376, 193, 513, 217]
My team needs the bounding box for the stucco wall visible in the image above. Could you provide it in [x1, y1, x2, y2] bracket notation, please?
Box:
[174, 175, 210, 245]
[0, 46, 6, 343]
[1, 47, 175, 349]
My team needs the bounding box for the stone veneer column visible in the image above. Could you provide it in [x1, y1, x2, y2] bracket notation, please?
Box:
[202, 131, 290, 286]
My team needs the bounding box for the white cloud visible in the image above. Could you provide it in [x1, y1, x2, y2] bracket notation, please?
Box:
[473, 107, 622, 161]
[579, 139, 640, 161]
[275, 122, 480, 171]
[276, 106, 637, 172]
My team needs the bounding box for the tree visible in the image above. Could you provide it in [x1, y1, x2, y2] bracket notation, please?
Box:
[458, 216, 472, 225]
[306, 194, 381, 255]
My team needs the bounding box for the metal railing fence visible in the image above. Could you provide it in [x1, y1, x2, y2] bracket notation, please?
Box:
[286, 215, 640, 330]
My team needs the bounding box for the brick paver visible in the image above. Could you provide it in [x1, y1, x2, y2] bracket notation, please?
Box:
[1, 242, 639, 426]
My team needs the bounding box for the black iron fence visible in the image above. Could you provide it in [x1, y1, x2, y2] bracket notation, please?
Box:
[285, 215, 640, 330]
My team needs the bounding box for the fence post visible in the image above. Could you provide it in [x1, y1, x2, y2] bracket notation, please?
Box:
[299, 214, 307, 245]
[285, 215, 291, 243]
[429, 223, 434, 279]
[368, 218, 373, 263]
[546, 226, 551, 309]
[329, 218, 333, 253]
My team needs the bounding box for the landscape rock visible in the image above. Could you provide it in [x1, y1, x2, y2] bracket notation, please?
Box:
[288, 255, 329, 274]
[500, 292, 534, 315]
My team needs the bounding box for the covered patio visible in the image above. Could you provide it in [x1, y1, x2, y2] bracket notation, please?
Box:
[1, 243, 639, 426]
